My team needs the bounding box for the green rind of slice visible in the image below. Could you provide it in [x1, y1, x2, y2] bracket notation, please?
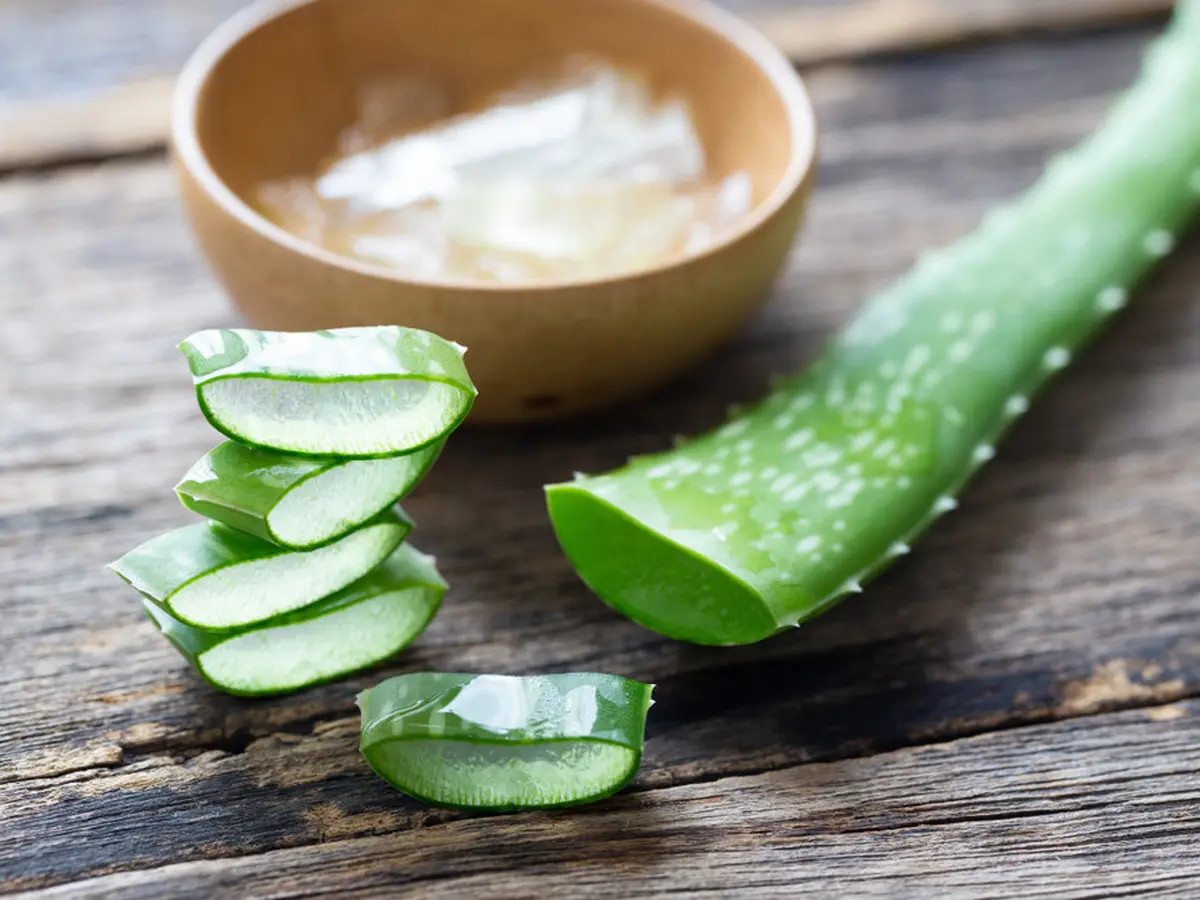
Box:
[145, 543, 447, 696]
[357, 672, 654, 811]
[175, 439, 443, 550]
[109, 509, 412, 631]
[178, 326, 477, 458]
[545, 2, 1200, 646]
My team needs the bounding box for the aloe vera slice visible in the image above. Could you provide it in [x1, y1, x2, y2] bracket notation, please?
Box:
[175, 440, 443, 550]
[546, 2, 1200, 646]
[178, 326, 476, 457]
[357, 672, 654, 811]
[143, 543, 446, 696]
[109, 509, 411, 630]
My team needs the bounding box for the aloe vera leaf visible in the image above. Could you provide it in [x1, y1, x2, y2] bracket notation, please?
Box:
[546, 2, 1200, 646]
[109, 509, 411, 631]
[357, 672, 654, 811]
[144, 543, 446, 696]
[175, 439, 443, 550]
[178, 326, 476, 458]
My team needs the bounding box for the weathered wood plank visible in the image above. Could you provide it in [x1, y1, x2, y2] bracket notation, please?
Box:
[0, 0, 1172, 171]
[756, 0, 1173, 66]
[13, 702, 1200, 898]
[4, 27, 1200, 889]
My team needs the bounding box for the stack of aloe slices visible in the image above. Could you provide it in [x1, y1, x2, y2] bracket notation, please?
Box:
[108, 326, 476, 696]
[107, 324, 655, 811]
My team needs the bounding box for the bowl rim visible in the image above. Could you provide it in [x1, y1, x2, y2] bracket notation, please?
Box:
[171, 0, 818, 294]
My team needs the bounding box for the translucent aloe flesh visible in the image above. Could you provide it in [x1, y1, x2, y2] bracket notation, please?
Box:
[358, 672, 654, 810]
[175, 439, 443, 549]
[145, 543, 446, 696]
[546, 3, 1200, 646]
[179, 326, 477, 457]
[109, 510, 411, 631]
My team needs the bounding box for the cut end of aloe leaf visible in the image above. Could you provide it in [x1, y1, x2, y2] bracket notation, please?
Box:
[198, 377, 471, 458]
[176, 440, 442, 550]
[267, 450, 440, 547]
[545, 483, 778, 646]
[358, 672, 653, 811]
[145, 543, 446, 696]
[179, 326, 476, 457]
[367, 739, 641, 811]
[196, 587, 437, 694]
[112, 513, 411, 631]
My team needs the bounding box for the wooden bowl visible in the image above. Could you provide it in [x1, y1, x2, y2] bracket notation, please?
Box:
[171, 0, 817, 423]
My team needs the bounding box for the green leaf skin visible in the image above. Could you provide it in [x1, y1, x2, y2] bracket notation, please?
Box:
[175, 439, 443, 550]
[178, 326, 477, 458]
[109, 509, 411, 631]
[144, 543, 447, 696]
[546, 3, 1200, 646]
[357, 672, 654, 811]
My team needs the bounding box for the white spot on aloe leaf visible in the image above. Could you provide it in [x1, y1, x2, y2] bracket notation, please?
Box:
[771, 474, 797, 492]
[949, 340, 973, 362]
[934, 496, 958, 514]
[1144, 229, 1174, 257]
[971, 311, 996, 333]
[790, 394, 814, 412]
[1097, 286, 1127, 312]
[1044, 347, 1071, 369]
[796, 536, 821, 554]
[784, 429, 814, 451]
[972, 444, 996, 463]
[783, 485, 809, 503]
[889, 542, 910, 557]
[940, 312, 963, 332]
[1005, 395, 1030, 416]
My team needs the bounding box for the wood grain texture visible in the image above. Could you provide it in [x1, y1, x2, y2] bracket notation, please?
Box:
[0, 0, 1173, 171]
[754, 0, 1173, 65]
[16, 703, 1200, 898]
[5, 25, 1200, 893]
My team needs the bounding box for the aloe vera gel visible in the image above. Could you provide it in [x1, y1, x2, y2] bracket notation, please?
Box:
[145, 544, 446, 696]
[547, 1, 1200, 646]
[358, 672, 654, 810]
[109, 325, 474, 695]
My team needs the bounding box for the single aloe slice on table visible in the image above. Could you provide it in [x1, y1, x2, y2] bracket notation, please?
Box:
[358, 672, 653, 811]
[175, 439, 443, 549]
[179, 326, 476, 457]
[109, 509, 411, 630]
[144, 543, 446, 696]
[546, 2, 1200, 646]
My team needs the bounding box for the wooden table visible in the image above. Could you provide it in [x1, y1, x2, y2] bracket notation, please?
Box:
[4, 1, 1198, 896]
